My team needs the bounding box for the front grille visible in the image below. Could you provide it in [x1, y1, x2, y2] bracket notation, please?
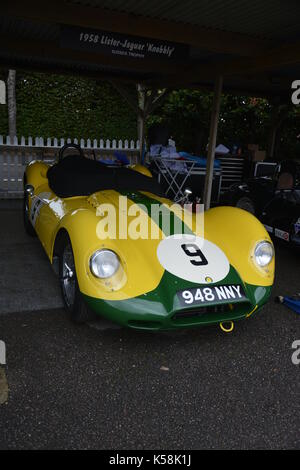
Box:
[128, 320, 162, 329]
[172, 301, 252, 321]
[173, 304, 230, 320]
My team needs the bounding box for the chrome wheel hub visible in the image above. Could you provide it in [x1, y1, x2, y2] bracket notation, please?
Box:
[62, 244, 76, 308]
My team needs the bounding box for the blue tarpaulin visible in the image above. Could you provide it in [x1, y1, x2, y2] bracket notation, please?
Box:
[277, 295, 300, 314]
[99, 151, 130, 166]
[178, 151, 221, 168]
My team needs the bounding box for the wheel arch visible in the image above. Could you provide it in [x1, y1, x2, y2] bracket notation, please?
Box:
[52, 227, 70, 259]
[50, 209, 105, 297]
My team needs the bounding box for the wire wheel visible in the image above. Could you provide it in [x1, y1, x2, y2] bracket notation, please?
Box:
[58, 233, 96, 323]
[61, 243, 76, 309]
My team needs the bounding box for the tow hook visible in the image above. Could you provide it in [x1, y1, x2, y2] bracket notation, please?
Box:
[219, 321, 234, 333]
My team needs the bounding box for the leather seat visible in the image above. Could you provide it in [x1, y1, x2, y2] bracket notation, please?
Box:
[277, 172, 294, 190]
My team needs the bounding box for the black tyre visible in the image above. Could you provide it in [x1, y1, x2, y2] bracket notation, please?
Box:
[23, 192, 36, 236]
[235, 196, 256, 215]
[59, 234, 94, 324]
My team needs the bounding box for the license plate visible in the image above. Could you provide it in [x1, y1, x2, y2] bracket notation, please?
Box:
[177, 284, 247, 307]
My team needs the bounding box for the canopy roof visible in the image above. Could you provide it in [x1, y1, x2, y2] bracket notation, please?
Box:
[1, 1, 299, 98]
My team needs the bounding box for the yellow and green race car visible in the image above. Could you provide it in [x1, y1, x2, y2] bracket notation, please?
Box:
[23, 144, 275, 331]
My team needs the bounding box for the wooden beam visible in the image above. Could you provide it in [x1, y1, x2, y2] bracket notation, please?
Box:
[0, 32, 294, 96]
[187, 39, 300, 82]
[142, 35, 300, 89]
[146, 69, 292, 98]
[0, 33, 184, 76]
[0, 61, 137, 84]
[203, 75, 223, 211]
[1, 0, 272, 56]
[221, 41, 300, 76]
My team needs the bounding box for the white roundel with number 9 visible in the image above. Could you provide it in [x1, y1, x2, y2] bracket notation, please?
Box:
[157, 234, 230, 284]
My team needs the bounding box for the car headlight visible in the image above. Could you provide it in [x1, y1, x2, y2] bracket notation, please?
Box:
[90, 250, 120, 278]
[254, 241, 274, 267]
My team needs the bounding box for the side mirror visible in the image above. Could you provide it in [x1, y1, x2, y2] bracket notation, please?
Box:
[25, 184, 34, 197]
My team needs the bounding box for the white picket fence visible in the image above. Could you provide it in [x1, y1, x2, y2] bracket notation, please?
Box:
[0, 135, 140, 198]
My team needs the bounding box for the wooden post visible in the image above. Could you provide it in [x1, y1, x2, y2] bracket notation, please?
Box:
[112, 83, 170, 164]
[269, 126, 277, 159]
[267, 104, 290, 160]
[203, 75, 223, 211]
[138, 113, 145, 163]
[137, 84, 146, 163]
[0, 80, 6, 104]
[7, 70, 17, 140]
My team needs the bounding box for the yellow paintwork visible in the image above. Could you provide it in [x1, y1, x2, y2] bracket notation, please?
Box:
[141, 193, 275, 287]
[203, 206, 275, 286]
[55, 191, 165, 300]
[25, 161, 274, 301]
[130, 164, 152, 177]
[26, 163, 164, 300]
[26, 160, 50, 188]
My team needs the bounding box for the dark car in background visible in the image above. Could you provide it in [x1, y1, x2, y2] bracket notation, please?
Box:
[222, 160, 300, 248]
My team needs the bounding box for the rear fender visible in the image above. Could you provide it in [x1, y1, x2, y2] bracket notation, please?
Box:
[24, 161, 49, 190]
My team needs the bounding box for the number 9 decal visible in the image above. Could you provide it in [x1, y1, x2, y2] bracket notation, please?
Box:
[181, 243, 208, 266]
[157, 235, 230, 284]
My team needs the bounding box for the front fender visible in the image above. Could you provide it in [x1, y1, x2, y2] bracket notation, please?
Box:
[204, 206, 275, 287]
[54, 207, 165, 301]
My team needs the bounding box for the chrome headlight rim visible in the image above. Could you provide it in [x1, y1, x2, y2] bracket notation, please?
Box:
[89, 249, 120, 279]
[254, 240, 274, 267]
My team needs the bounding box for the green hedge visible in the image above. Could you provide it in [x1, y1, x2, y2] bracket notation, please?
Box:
[0, 72, 137, 140]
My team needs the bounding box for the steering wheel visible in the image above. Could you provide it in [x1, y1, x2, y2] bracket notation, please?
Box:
[58, 143, 84, 161]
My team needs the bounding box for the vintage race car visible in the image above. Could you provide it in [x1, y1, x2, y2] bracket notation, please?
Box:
[23, 144, 275, 331]
[222, 159, 300, 249]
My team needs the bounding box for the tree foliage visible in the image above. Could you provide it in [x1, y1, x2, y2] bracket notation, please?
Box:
[0, 70, 299, 160]
[149, 90, 300, 158]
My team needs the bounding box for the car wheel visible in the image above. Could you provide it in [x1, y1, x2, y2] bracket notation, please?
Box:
[236, 196, 256, 215]
[23, 193, 36, 236]
[59, 235, 94, 324]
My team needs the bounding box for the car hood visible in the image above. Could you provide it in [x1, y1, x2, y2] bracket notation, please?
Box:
[80, 190, 274, 299]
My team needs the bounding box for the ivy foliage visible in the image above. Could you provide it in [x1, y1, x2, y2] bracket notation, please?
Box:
[0, 71, 137, 140]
